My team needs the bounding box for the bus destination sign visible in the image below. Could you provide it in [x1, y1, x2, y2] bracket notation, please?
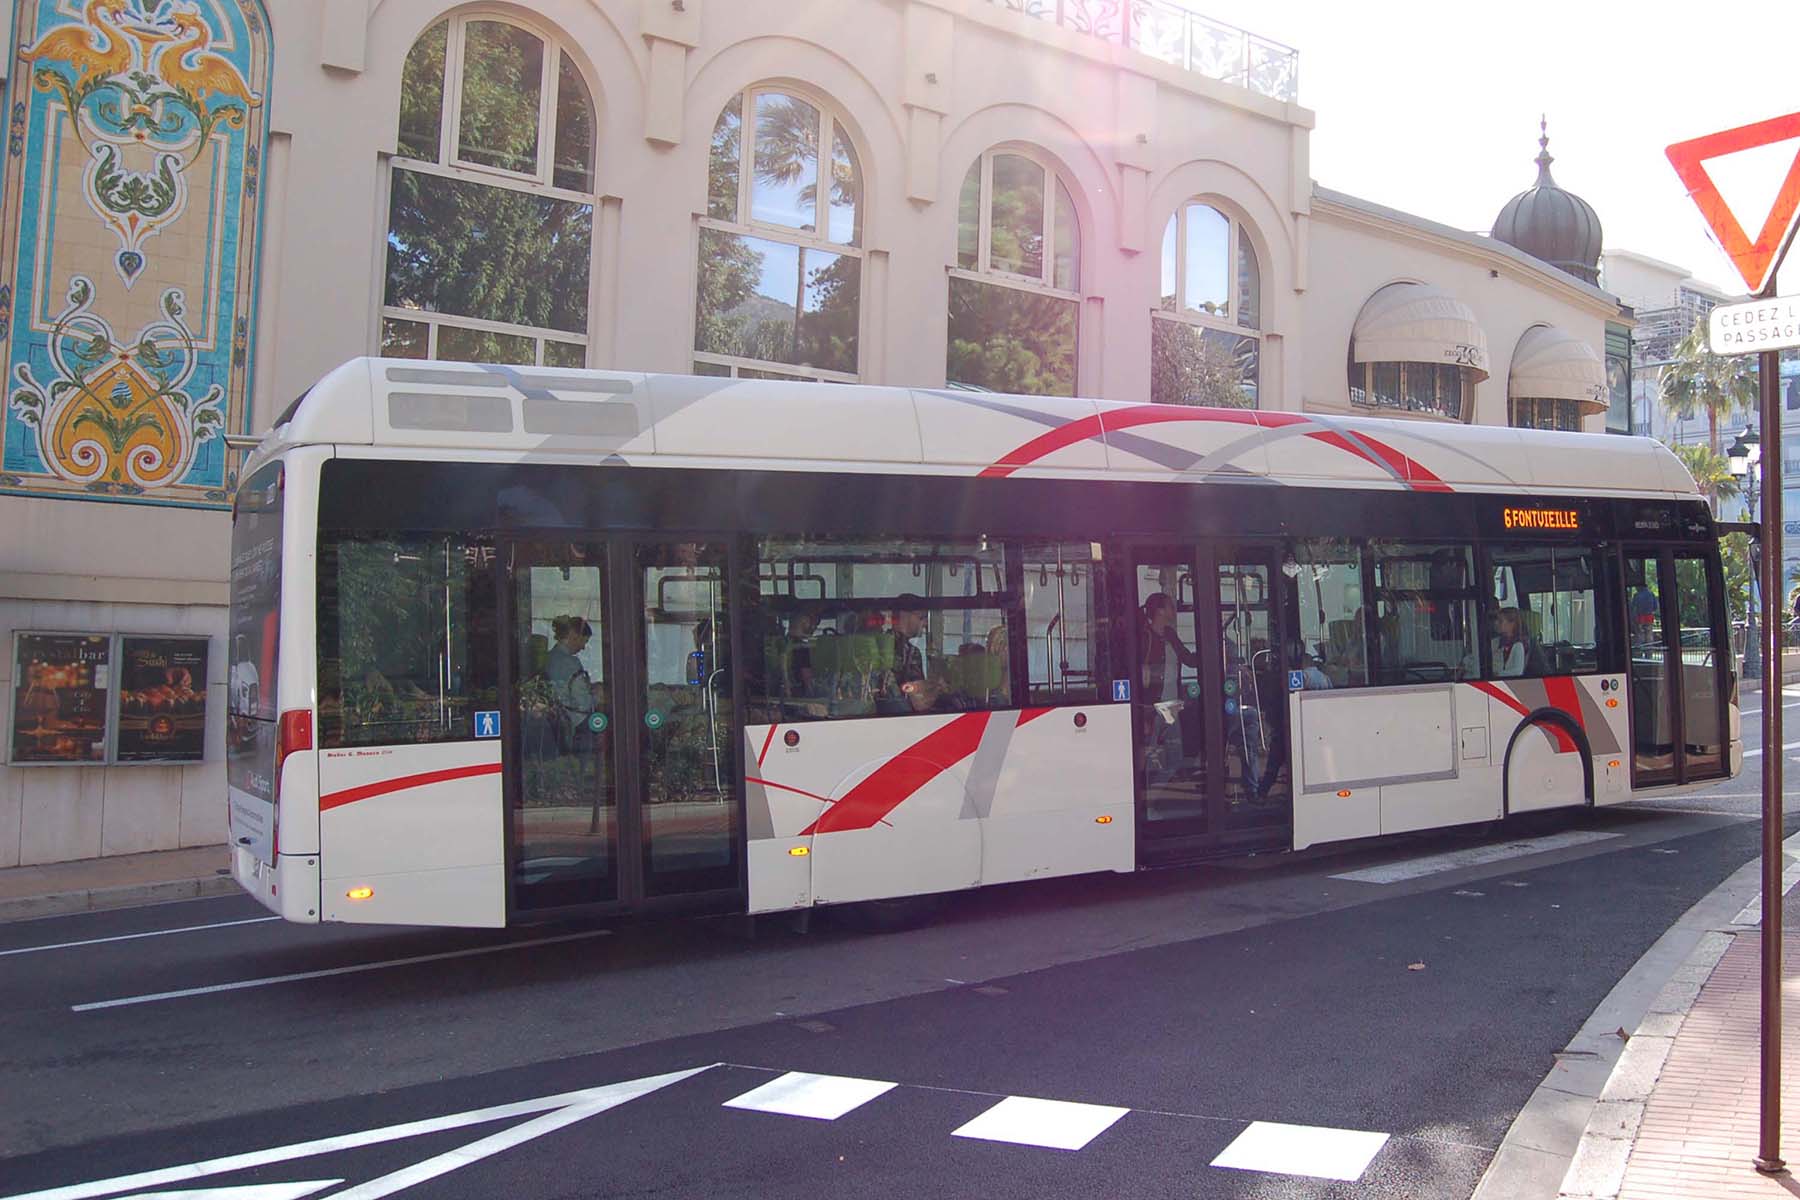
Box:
[1501, 506, 1581, 532]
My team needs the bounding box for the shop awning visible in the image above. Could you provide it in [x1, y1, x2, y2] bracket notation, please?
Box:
[1508, 324, 1608, 414]
[1351, 282, 1490, 381]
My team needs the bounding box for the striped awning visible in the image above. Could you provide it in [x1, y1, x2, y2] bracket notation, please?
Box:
[1352, 283, 1490, 381]
[1508, 324, 1608, 415]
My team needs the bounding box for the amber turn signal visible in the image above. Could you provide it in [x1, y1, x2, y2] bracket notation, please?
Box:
[1094, 815, 1113, 824]
[346, 886, 374, 901]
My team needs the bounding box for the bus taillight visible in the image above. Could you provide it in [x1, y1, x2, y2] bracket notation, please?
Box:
[275, 709, 313, 819]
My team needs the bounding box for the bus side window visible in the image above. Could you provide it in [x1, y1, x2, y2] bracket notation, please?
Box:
[1021, 542, 1106, 705]
[1287, 538, 1369, 688]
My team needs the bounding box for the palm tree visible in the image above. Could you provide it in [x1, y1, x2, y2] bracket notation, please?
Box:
[1667, 441, 1740, 514]
[1660, 318, 1758, 454]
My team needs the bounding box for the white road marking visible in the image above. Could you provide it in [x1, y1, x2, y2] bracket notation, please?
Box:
[107, 1184, 340, 1200]
[952, 1095, 1129, 1151]
[1328, 830, 1623, 885]
[1733, 860, 1800, 926]
[723, 1072, 897, 1121]
[70, 931, 611, 1012]
[0, 1067, 713, 1200]
[0, 917, 280, 958]
[1211, 1120, 1390, 1181]
[1741, 740, 1800, 759]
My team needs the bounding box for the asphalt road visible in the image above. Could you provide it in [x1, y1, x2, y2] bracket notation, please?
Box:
[0, 693, 1791, 1199]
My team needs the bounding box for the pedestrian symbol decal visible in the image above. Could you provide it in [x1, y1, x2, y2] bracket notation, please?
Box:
[474, 711, 500, 738]
[1111, 679, 1131, 702]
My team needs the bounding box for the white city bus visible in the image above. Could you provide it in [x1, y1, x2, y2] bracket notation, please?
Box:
[227, 359, 1740, 927]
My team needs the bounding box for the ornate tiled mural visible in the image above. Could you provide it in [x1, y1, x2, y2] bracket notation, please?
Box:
[0, 0, 270, 509]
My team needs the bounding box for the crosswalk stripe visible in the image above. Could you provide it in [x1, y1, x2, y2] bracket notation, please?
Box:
[722, 1072, 897, 1121]
[1211, 1120, 1390, 1182]
[1328, 829, 1621, 885]
[951, 1095, 1130, 1151]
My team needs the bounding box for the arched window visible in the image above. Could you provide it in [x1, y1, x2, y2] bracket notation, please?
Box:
[1508, 325, 1607, 432]
[947, 148, 1081, 397]
[1151, 201, 1261, 406]
[381, 15, 596, 366]
[695, 87, 864, 381]
[1347, 283, 1488, 423]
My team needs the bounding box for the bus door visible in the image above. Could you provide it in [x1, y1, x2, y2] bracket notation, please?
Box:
[1624, 548, 1729, 786]
[1123, 543, 1291, 854]
[501, 538, 742, 915]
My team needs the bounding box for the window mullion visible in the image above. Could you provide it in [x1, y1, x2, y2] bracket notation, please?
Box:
[816, 110, 831, 237]
[978, 153, 992, 275]
[739, 91, 754, 226]
[440, 16, 463, 166]
[535, 42, 555, 184]
[1174, 204, 1187, 315]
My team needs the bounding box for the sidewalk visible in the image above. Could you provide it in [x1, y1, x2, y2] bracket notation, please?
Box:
[0, 844, 235, 922]
[1559, 897, 1800, 1198]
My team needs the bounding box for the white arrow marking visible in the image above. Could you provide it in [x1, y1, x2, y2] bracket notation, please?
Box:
[110, 1183, 340, 1200]
[0, 1067, 714, 1200]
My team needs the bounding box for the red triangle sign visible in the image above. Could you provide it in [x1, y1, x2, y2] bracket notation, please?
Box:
[1666, 111, 1800, 295]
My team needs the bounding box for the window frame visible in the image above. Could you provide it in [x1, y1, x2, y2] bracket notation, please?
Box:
[1350, 360, 1475, 423]
[1510, 396, 1584, 432]
[380, 12, 597, 368]
[1480, 542, 1612, 680]
[695, 85, 866, 383]
[952, 146, 1082, 300]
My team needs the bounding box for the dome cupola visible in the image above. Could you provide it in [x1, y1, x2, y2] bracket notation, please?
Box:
[1491, 119, 1602, 285]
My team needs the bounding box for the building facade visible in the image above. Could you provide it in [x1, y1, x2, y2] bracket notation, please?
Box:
[0, 0, 1630, 865]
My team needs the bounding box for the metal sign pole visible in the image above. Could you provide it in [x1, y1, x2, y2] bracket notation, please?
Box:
[1756, 299, 1787, 1172]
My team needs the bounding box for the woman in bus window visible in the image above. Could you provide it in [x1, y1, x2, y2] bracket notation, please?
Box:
[547, 615, 599, 734]
[1493, 607, 1531, 678]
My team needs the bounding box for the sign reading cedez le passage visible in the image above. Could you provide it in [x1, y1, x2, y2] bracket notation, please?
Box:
[1709, 296, 1800, 354]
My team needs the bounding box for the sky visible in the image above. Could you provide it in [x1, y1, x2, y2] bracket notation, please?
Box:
[1193, 0, 1800, 298]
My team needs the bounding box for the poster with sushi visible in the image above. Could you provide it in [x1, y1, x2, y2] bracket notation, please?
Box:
[115, 637, 210, 763]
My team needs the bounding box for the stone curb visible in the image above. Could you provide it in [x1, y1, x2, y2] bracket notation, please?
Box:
[1471, 848, 1769, 1200]
[0, 873, 240, 924]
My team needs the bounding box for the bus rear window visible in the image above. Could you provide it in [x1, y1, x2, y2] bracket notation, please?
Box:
[229, 464, 284, 724]
[317, 533, 499, 747]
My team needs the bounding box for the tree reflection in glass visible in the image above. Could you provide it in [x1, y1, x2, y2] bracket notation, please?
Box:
[946, 276, 1076, 397]
[988, 154, 1045, 278]
[397, 21, 445, 160]
[1150, 321, 1258, 407]
[456, 21, 542, 175]
[694, 228, 859, 374]
[385, 172, 592, 335]
[751, 92, 820, 230]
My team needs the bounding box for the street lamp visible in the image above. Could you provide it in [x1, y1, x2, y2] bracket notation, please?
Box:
[1728, 425, 1764, 680]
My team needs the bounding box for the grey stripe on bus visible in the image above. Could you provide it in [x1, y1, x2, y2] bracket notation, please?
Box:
[384, 367, 509, 388]
[959, 715, 1018, 821]
[521, 398, 641, 439]
[744, 774, 775, 842]
[387, 392, 512, 433]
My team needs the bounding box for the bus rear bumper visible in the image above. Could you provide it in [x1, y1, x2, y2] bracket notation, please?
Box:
[232, 845, 321, 923]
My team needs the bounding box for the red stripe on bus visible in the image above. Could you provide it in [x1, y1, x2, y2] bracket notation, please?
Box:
[800, 712, 993, 835]
[978, 406, 1269, 478]
[745, 776, 836, 806]
[757, 724, 779, 767]
[1544, 677, 1586, 730]
[320, 762, 502, 812]
[1471, 681, 1531, 717]
[1352, 433, 1454, 493]
[1016, 707, 1054, 726]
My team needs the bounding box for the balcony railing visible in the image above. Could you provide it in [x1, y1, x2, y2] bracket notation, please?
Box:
[983, 0, 1299, 103]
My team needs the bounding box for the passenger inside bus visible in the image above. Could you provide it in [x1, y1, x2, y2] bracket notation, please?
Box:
[1492, 606, 1544, 678]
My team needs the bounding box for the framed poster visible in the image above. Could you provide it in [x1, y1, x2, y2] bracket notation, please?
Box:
[115, 637, 210, 763]
[10, 633, 111, 764]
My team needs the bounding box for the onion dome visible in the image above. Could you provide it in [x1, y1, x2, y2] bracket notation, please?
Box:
[1491, 119, 1602, 285]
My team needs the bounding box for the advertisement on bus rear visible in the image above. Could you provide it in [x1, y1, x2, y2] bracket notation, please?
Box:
[10, 632, 110, 764]
[115, 637, 209, 763]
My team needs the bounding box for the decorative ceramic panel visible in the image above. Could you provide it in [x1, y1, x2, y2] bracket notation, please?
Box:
[0, 0, 270, 509]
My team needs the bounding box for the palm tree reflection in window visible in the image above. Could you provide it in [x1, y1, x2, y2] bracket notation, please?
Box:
[696, 89, 863, 380]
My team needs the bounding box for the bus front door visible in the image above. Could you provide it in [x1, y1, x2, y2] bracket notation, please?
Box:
[1624, 549, 1729, 787]
[1125, 543, 1291, 857]
[502, 538, 742, 916]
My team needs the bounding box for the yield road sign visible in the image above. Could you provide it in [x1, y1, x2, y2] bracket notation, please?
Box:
[1709, 296, 1800, 355]
[1666, 112, 1800, 295]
